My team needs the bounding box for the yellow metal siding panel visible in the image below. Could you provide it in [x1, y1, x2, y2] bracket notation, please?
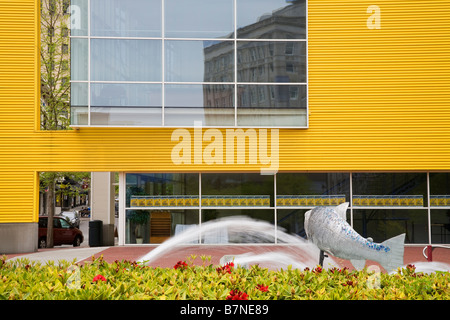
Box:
[0, 0, 38, 223]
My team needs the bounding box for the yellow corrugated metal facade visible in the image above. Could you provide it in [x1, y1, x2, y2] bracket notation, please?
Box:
[0, 0, 449, 223]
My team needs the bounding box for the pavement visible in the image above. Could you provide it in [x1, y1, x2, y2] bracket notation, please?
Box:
[4, 243, 450, 272]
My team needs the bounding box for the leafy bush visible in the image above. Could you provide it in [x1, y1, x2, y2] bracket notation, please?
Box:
[1, 255, 449, 300]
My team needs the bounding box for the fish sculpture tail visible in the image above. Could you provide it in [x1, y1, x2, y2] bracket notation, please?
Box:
[351, 233, 405, 272]
[379, 233, 406, 272]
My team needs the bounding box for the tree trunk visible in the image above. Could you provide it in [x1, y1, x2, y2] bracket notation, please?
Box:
[46, 178, 55, 248]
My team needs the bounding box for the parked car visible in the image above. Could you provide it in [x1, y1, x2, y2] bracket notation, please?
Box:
[38, 216, 84, 248]
[79, 207, 90, 217]
[60, 210, 80, 228]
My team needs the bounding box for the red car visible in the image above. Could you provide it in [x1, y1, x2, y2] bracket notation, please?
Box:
[38, 216, 84, 248]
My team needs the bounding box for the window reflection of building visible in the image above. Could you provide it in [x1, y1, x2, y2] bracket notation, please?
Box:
[203, 1, 307, 127]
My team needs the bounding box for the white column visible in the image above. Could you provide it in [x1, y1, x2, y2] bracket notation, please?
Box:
[91, 172, 116, 246]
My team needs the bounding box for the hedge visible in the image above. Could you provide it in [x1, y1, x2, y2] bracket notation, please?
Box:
[1, 255, 449, 300]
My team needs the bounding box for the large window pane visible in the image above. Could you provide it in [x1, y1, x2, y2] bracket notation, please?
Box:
[202, 173, 274, 207]
[70, 0, 88, 36]
[237, 84, 307, 126]
[90, 107, 161, 126]
[70, 82, 88, 125]
[277, 173, 350, 207]
[165, 40, 234, 82]
[202, 209, 275, 243]
[237, 41, 306, 83]
[352, 173, 427, 207]
[165, 0, 234, 38]
[90, 79, 162, 125]
[91, 0, 161, 37]
[91, 83, 162, 108]
[430, 173, 450, 206]
[91, 39, 162, 81]
[236, 0, 306, 39]
[353, 209, 428, 244]
[126, 173, 199, 208]
[126, 209, 199, 244]
[164, 84, 235, 126]
[430, 210, 450, 244]
[70, 38, 88, 81]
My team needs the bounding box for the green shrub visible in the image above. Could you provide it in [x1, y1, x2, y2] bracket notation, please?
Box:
[1, 255, 448, 300]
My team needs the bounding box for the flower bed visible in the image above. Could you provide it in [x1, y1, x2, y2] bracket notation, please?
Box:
[1, 255, 449, 300]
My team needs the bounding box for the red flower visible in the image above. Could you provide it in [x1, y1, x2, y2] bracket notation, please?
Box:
[216, 262, 234, 274]
[256, 284, 268, 292]
[226, 290, 249, 300]
[92, 274, 106, 283]
[174, 260, 188, 270]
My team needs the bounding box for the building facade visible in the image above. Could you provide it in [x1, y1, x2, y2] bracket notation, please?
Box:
[0, 0, 449, 253]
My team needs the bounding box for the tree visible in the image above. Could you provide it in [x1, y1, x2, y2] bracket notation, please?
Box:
[40, 0, 71, 130]
[40, 0, 72, 247]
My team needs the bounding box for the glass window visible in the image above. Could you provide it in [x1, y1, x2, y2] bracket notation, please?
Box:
[165, 0, 234, 38]
[430, 173, 450, 207]
[277, 173, 350, 207]
[91, 0, 161, 37]
[353, 209, 429, 244]
[70, 82, 88, 125]
[165, 40, 234, 83]
[90, 107, 162, 126]
[202, 209, 275, 243]
[237, 84, 307, 126]
[430, 210, 450, 244]
[126, 209, 199, 244]
[277, 209, 308, 239]
[236, 0, 306, 39]
[91, 39, 162, 82]
[352, 173, 427, 207]
[70, 38, 88, 81]
[126, 173, 199, 208]
[90, 81, 162, 126]
[237, 41, 306, 83]
[91, 83, 162, 108]
[202, 173, 274, 207]
[164, 84, 235, 126]
[70, 0, 88, 36]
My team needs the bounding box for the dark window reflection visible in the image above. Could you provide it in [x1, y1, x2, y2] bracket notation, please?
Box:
[237, 0, 306, 39]
[165, 0, 234, 38]
[237, 41, 306, 83]
[430, 210, 450, 244]
[277, 173, 350, 200]
[353, 209, 428, 244]
[352, 173, 427, 204]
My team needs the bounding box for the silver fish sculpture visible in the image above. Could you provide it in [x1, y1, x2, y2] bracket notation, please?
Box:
[304, 202, 405, 272]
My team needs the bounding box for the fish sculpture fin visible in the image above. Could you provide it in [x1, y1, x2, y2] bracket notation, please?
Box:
[350, 259, 366, 270]
[379, 233, 406, 272]
[335, 202, 349, 220]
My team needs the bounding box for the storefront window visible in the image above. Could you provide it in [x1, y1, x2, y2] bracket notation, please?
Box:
[121, 172, 449, 245]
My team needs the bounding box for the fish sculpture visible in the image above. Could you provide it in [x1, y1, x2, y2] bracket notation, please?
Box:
[304, 202, 405, 272]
